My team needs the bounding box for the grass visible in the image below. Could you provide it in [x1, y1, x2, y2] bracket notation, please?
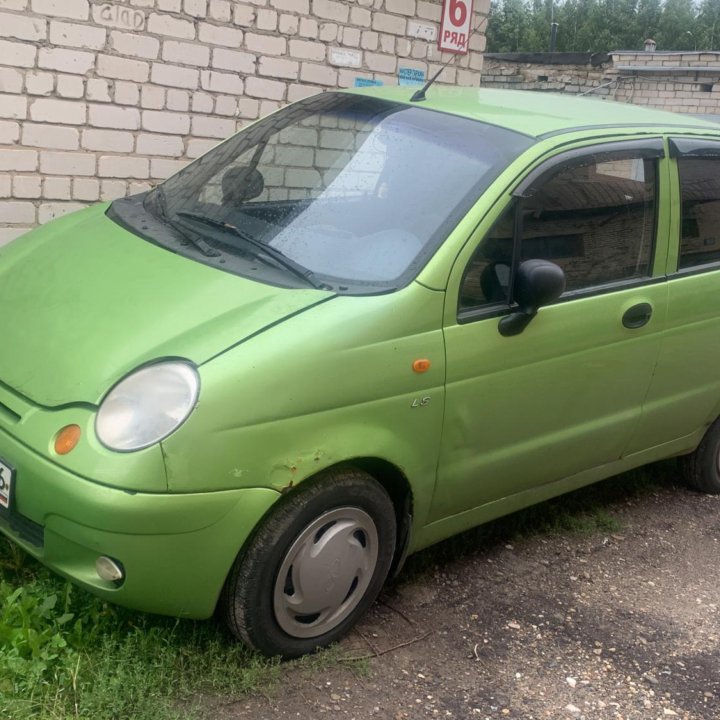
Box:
[0, 461, 677, 719]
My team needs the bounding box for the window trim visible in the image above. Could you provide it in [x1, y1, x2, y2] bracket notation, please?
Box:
[457, 139, 663, 322]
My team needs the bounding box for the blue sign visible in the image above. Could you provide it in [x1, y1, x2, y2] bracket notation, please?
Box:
[354, 78, 384, 87]
[398, 67, 426, 86]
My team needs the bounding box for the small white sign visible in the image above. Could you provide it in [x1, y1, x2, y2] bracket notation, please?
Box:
[438, 0, 474, 55]
[329, 48, 362, 68]
[408, 21, 437, 43]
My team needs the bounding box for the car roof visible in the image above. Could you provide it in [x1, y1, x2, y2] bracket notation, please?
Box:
[343, 86, 720, 139]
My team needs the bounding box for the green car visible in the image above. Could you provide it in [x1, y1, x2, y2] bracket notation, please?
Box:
[3, 87, 720, 658]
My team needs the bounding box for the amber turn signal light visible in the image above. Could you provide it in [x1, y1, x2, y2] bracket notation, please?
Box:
[54, 425, 81, 455]
[412, 358, 432, 373]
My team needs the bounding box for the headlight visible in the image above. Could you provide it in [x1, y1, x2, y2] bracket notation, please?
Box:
[96, 362, 200, 452]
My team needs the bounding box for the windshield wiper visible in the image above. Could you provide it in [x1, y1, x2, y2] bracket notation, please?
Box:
[176, 211, 324, 289]
[147, 188, 221, 258]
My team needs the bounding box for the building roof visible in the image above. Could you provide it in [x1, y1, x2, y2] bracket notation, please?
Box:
[349, 87, 719, 138]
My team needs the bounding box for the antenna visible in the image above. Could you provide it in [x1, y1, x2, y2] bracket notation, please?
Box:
[409, 16, 487, 103]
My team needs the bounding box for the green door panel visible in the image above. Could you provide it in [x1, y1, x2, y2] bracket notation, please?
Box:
[433, 285, 668, 521]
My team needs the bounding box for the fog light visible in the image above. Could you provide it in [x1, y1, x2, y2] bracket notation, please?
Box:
[96, 555, 124, 583]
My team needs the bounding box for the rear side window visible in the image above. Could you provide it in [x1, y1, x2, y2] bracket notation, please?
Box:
[677, 157, 720, 269]
[460, 150, 658, 311]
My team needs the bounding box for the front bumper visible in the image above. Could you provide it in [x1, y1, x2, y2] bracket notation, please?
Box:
[0, 422, 280, 619]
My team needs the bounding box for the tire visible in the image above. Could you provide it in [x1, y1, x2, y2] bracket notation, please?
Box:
[680, 418, 720, 494]
[219, 468, 397, 658]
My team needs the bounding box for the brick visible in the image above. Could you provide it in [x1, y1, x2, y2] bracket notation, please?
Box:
[361, 30, 378, 50]
[289, 39, 325, 61]
[100, 180, 127, 200]
[279, 14, 299, 35]
[208, 0, 231, 22]
[13, 175, 41, 198]
[166, 89, 190, 111]
[233, 4, 254, 26]
[0, 12, 46, 40]
[141, 85, 165, 109]
[110, 32, 160, 60]
[191, 115, 235, 138]
[0, 67, 23, 93]
[0, 201, 35, 223]
[23, 123, 79, 150]
[39, 202, 87, 223]
[0, 175, 9, 197]
[151, 63, 199, 89]
[88, 104, 141, 130]
[318, 23, 337, 42]
[147, 13, 196, 40]
[258, 56, 298, 80]
[86, 79, 112, 102]
[244, 75, 285, 100]
[372, 12, 406, 35]
[30, 99, 86, 125]
[187, 137, 217, 157]
[44, 176, 71, 200]
[312, 0, 348, 23]
[142, 110, 190, 134]
[0, 120, 19, 143]
[350, 7, 371, 26]
[0, 39, 37, 67]
[299, 17, 318, 38]
[162, 41, 211, 67]
[25, 71, 54, 96]
[272, 0, 308, 11]
[245, 32, 286, 55]
[99, 156, 150, 179]
[259, 100, 280, 116]
[136, 133, 184, 156]
[0, 95, 26, 120]
[365, 52, 397, 73]
[150, 158, 187, 179]
[38, 48, 95, 75]
[57, 75, 85, 99]
[192, 92, 213, 112]
[198, 22, 243, 47]
[128, 181, 152, 195]
[50, 20, 106, 49]
[157, 0, 181, 10]
[31, 0, 89, 20]
[96, 54, 150, 83]
[386, 0, 416, 15]
[0, 0, 28, 10]
[214, 95, 237, 115]
[299, 62, 337, 86]
[73, 177, 100, 201]
[257, 8, 277, 31]
[417, 1, 441, 21]
[40, 151, 96, 176]
[200, 70, 243, 94]
[341, 27, 361, 47]
[211, 48, 256, 74]
[183, 0, 207, 17]
[81, 128, 134, 152]
[114, 81, 140, 106]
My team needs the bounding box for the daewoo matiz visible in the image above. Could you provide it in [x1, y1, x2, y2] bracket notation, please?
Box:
[2, 87, 720, 658]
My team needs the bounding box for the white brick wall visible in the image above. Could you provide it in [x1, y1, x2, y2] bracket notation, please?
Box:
[0, 0, 489, 245]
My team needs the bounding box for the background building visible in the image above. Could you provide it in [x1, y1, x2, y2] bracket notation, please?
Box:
[0, 0, 489, 245]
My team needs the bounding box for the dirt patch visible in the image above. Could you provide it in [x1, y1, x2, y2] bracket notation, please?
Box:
[206, 471, 720, 720]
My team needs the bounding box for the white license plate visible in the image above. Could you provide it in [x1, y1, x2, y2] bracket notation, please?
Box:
[0, 458, 13, 510]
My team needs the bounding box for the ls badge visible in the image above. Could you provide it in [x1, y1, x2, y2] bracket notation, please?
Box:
[411, 396, 431, 408]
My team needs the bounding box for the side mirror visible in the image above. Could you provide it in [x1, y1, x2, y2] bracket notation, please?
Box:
[222, 166, 265, 204]
[498, 259, 566, 337]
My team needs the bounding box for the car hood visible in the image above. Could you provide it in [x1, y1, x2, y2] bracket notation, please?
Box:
[0, 205, 332, 407]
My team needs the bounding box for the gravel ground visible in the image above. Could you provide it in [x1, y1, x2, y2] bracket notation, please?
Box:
[206, 468, 720, 720]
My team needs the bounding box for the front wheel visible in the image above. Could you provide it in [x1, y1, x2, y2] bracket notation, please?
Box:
[219, 468, 397, 658]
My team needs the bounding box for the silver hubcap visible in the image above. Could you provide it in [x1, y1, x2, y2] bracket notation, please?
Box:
[273, 507, 379, 638]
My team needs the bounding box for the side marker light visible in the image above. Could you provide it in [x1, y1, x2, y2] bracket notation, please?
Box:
[54, 425, 81, 455]
[412, 359, 432, 373]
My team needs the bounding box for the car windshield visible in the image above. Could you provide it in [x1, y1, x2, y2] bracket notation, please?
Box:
[137, 92, 533, 293]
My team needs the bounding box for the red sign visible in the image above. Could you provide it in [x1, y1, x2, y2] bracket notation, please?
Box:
[438, 0, 474, 55]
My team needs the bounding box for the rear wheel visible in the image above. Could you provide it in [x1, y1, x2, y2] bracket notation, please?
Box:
[220, 468, 396, 658]
[680, 418, 720, 494]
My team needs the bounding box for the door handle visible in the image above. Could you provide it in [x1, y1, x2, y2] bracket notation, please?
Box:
[622, 302, 653, 329]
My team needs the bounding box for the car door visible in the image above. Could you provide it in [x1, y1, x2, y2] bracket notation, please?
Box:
[430, 138, 670, 524]
[629, 137, 720, 452]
